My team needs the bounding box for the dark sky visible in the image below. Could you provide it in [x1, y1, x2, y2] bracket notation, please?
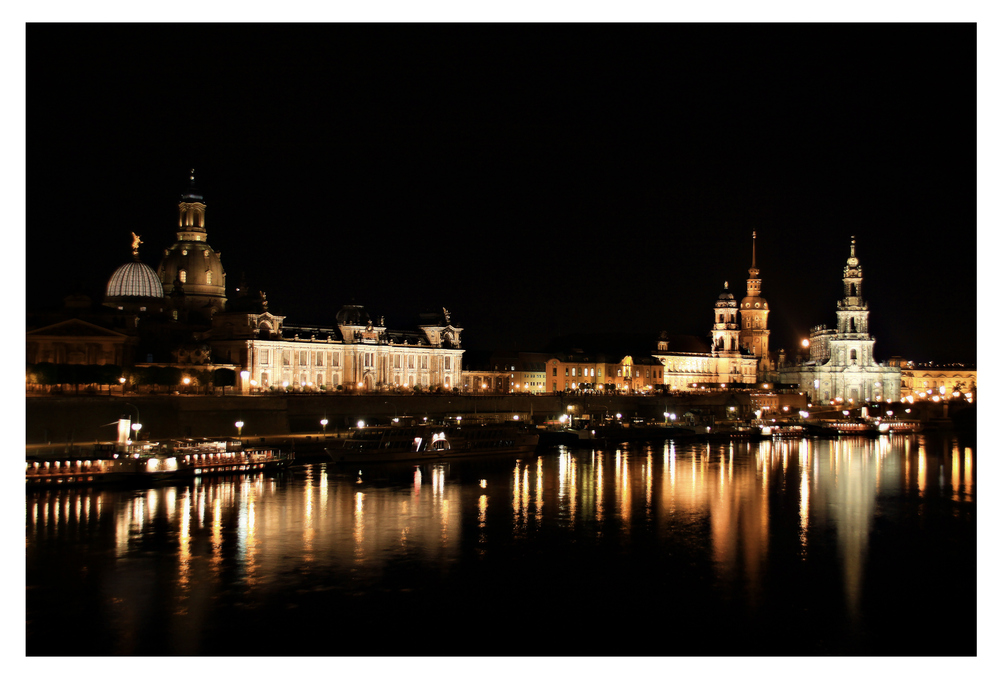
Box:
[26, 24, 977, 363]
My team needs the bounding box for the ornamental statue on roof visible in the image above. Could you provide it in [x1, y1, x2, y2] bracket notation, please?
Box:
[131, 232, 143, 257]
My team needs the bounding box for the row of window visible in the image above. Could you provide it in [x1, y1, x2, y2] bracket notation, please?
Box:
[257, 348, 453, 371]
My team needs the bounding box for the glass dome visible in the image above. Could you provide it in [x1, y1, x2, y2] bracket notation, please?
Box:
[106, 261, 165, 299]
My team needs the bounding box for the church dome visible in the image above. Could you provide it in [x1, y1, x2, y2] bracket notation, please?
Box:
[106, 261, 165, 299]
[715, 282, 737, 307]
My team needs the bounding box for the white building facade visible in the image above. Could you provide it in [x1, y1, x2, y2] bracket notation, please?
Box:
[212, 303, 464, 392]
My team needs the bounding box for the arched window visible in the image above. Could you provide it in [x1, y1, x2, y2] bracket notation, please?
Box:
[206, 271, 212, 285]
[850, 349, 858, 361]
[179, 269, 187, 283]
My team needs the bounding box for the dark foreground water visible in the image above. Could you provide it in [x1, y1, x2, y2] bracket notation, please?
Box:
[26, 433, 975, 656]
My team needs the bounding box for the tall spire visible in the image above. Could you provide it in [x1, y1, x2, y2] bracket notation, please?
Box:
[747, 231, 760, 280]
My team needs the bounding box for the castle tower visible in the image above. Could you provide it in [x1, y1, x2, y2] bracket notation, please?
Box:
[739, 231, 771, 372]
[156, 170, 227, 323]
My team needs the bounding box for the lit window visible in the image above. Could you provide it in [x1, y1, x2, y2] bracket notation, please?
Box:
[206, 271, 212, 285]
[179, 269, 186, 283]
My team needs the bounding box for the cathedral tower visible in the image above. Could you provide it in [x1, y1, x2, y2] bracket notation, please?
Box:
[739, 231, 771, 372]
[828, 236, 874, 368]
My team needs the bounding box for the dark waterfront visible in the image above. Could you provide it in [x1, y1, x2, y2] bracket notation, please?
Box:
[25, 433, 975, 656]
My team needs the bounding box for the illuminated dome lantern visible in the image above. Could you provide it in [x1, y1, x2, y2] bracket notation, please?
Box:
[104, 231, 166, 313]
[157, 170, 227, 323]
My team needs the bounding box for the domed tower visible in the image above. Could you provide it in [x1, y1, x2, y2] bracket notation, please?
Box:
[157, 170, 227, 323]
[104, 231, 166, 313]
[712, 282, 741, 354]
[739, 231, 771, 371]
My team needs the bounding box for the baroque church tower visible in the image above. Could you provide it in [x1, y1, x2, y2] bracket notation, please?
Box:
[157, 170, 228, 323]
[778, 236, 900, 404]
[827, 236, 875, 371]
[739, 231, 771, 374]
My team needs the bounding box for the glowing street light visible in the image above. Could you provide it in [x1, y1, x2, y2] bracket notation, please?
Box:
[320, 418, 328, 436]
[235, 420, 244, 438]
[119, 376, 126, 395]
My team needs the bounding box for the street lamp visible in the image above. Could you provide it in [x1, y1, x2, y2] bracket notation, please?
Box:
[119, 376, 126, 395]
[235, 420, 244, 440]
[131, 421, 142, 441]
[320, 418, 328, 436]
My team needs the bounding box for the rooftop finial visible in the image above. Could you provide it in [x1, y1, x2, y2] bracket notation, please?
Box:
[752, 230, 757, 269]
[131, 231, 142, 259]
[851, 235, 856, 258]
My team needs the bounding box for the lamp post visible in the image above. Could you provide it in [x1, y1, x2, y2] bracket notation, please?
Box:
[235, 420, 244, 442]
[320, 418, 328, 437]
[119, 376, 126, 396]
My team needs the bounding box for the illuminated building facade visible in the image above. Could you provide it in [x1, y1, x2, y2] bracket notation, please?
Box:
[653, 283, 759, 390]
[212, 301, 464, 392]
[778, 238, 901, 404]
[893, 361, 976, 400]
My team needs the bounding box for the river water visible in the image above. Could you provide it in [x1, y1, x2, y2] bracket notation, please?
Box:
[25, 433, 975, 656]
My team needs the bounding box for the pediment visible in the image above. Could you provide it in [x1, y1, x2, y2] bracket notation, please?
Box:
[27, 318, 128, 339]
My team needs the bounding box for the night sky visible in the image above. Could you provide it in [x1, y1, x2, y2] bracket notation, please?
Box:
[25, 24, 977, 363]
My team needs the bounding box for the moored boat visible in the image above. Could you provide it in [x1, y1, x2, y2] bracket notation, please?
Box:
[26, 439, 293, 488]
[326, 422, 539, 464]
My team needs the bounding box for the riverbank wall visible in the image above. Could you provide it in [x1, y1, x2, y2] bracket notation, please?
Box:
[25, 392, 970, 444]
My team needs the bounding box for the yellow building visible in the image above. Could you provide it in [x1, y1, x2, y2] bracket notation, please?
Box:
[892, 360, 976, 400]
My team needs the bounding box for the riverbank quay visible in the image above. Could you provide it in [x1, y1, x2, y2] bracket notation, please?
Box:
[26, 391, 973, 445]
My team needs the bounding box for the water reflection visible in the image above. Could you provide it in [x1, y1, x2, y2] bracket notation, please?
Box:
[25, 433, 975, 655]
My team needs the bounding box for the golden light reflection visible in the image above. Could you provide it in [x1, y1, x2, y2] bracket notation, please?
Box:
[918, 445, 927, 497]
[595, 453, 605, 525]
[520, 463, 530, 524]
[800, 455, 810, 548]
[210, 495, 223, 575]
[964, 447, 973, 496]
[646, 452, 653, 519]
[353, 491, 365, 561]
[303, 467, 314, 560]
[952, 447, 961, 502]
[178, 489, 191, 593]
[535, 457, 544, 526]
[618, 449, 631, 529]
[513, 461, 524, 529]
